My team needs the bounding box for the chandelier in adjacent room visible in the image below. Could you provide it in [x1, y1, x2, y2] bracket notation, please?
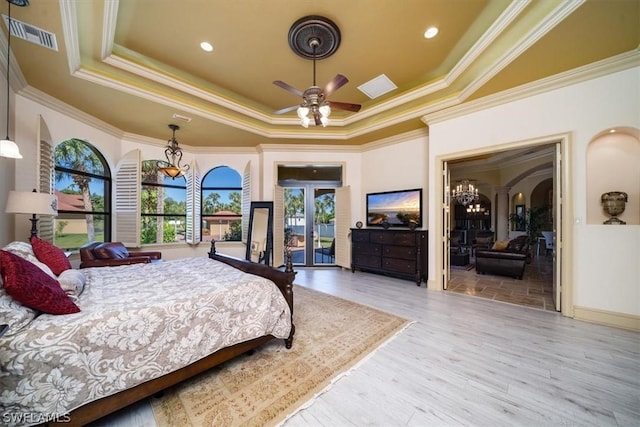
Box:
[157, 124, 189, 179]
[452, 179, 479, 206]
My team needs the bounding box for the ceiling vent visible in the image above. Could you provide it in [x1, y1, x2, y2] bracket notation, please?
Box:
[172, 113, 192, 123]
[2, 15, 58, 51]
[357, 74, 397, 99]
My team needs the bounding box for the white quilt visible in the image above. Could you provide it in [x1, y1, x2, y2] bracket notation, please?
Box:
[0, 257, 291, 423]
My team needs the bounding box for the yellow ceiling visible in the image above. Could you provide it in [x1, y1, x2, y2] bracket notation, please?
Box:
[3, 0, 639, 148]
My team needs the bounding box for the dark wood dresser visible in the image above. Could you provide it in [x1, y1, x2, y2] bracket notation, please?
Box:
[350, 228, 428, 285]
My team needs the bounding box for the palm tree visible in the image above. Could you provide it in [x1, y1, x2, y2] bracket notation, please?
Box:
[55, 139, 102, 242]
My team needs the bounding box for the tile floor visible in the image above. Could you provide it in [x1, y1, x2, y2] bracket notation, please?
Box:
[448, 253, 556, 311]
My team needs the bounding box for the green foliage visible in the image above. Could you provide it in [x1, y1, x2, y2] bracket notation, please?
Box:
[223, 220, 242, 241]
[509, 205, 550, 245]
[55, 220, 68, 236]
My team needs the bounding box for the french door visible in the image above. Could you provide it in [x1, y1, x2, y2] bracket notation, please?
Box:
[284, 186, 336, 266]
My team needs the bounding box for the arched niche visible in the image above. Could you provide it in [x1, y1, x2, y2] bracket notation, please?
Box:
[586, 127, 640, 225]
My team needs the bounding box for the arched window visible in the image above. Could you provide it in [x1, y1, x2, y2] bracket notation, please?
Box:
[54, 139, 111, 250]
[201, 166, 242, 242]
[140, 161, 187, 244]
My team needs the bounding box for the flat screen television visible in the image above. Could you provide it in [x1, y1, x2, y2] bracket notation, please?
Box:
[366, 188, 422, 228]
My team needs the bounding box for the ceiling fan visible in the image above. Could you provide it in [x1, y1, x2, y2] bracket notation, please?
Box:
[273, 16, 361, 127]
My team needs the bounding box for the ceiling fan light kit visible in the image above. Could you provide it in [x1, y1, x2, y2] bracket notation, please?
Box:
[274, 15, 361, 128]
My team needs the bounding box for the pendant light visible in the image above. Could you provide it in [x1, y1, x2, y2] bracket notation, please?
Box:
[0, 0, 28, 159]
[157, 124, 189, 179]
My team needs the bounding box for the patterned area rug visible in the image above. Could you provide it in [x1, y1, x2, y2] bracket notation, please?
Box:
[151, 285, 410, 426]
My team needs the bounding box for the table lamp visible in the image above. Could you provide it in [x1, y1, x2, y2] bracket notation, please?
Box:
[5, 189, 58, 238]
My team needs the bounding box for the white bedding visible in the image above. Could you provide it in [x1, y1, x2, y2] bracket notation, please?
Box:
[0, 257, 291, 422]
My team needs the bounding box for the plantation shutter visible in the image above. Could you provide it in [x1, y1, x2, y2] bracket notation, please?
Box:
[185, 161, 201, 245]
[335, 185, 351, 269]
[114, 149, 141, 247]
[273, 185, 285, 268]
[37, 117, 55, 242]
[241, 161, 251, 243]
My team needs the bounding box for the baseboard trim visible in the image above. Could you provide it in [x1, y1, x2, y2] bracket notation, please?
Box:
[573, 306, 640, 332]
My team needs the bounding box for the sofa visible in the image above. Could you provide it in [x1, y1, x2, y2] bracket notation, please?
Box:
[79, 241, 162, 268]
[475, 235, 529, 279]
[471, 230, 494, 255]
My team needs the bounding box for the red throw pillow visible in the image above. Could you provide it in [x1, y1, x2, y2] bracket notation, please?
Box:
[30, 236, 72, 276]
[0, 250, 80, 315]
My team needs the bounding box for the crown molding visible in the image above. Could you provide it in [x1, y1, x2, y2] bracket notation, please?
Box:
[361, 128, 428, 152]
[422, 50, 640, 125]
[256, 143, 363, 154]
[123, 132, 257, 154]
[19, 85, 123, 139]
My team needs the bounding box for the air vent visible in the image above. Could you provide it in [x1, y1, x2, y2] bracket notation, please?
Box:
[2, 15, 58, 51]
[358, 74, 397, 99]
[172, 113, 192, 123]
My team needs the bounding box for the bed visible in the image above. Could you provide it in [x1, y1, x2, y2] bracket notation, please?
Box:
[0, 240, 295, 427]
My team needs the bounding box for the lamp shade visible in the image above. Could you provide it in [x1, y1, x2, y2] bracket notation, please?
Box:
[6, 191, 58, 216]
[0, 139, 23, 159]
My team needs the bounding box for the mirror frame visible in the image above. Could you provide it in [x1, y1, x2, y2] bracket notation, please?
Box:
[246, 201, 274, 265]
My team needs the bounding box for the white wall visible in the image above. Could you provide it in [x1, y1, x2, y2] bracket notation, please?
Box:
[428, 66, 640, 317]
[361, 130, 429, 226]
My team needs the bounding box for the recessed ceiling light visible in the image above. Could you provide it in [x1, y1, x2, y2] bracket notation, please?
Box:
[200, 41, 213, 52]
[424, 27, 439, 39]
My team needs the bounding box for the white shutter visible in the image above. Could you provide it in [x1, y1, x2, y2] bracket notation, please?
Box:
[335, 185, 351, 268]
[241, 161, 251, 243]
[186, 161, 201, 244]
[273, 185, 285, 267]
[114, 149, 141, 247]
[37, 118, 55, 242]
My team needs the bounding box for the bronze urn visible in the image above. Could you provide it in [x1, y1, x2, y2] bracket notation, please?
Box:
[601, 191, 628, 225]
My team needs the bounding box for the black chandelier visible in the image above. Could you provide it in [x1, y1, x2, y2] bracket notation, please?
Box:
[157, 124, 189, 179]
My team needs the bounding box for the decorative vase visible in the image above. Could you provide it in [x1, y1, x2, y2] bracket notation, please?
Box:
[601, 191, 628, 225]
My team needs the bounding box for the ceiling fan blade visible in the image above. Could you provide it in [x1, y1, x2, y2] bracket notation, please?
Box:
[274, 105, 299, 115]
[273, 80, 304, 97]
[323, 74, 349, 97]
[328, 101, 362, 112]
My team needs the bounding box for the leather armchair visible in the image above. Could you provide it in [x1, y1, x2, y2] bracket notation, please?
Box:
[475, 235, 529, 279]
[79, 242, 162, 269]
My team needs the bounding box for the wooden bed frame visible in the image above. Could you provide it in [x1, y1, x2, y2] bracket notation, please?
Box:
[47, 244, 295, 427]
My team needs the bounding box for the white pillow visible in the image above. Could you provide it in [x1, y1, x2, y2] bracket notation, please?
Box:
[2, 241, 39, 263]
[2, 241, 57, 278]
[57, 269, 86, 301]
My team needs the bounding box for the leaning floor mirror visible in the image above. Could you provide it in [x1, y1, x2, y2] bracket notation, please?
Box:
[246, 201, 274, 265]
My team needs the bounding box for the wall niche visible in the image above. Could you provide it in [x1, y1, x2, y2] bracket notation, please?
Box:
[586, 127, 640, 225]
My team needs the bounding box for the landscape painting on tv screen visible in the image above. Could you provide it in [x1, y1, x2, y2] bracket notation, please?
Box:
[366, 188, 422, 227]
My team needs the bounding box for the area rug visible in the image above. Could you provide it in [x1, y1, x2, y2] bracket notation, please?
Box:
[150, 285, 411, 427]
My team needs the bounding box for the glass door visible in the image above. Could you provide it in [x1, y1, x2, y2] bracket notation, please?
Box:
[314, 188, 335, 265]
[278, 164, 342, 267]
[284, 187, 306, 265]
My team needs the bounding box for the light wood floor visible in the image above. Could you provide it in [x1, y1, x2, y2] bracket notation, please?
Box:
[93, 267, 639, 427]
